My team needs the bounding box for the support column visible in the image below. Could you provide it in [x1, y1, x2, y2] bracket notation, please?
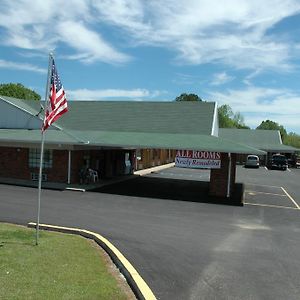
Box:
[209, 153, 236, 198]
[67, 150, 71, 184]
[226, 153, 232, 198]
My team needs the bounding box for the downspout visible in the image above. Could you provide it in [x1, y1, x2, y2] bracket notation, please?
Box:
[227, 153, 232, 198]
[67, 150, 71, 184]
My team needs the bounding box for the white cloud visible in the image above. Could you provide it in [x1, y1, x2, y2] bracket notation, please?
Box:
[1, 0, 300, 69]
[0, 59, 46, 74]
[0, 0, 130, 64]
[209, 86, 300, 132]
[67, 88, 162, 100]
[243, 69, 263, 85]
[56, 21, 130, 64]
[211, 72, 234, 86]
[92, 0, 300, 70]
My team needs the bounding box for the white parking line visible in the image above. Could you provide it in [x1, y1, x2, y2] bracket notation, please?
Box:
[246, 183, 282, 189]
[287, 168, 291, 172]
[264, 166, 268, 171]
[245, 190, 287, 197]
[281, 187, 300, 209]
[244, 202, 299, 210]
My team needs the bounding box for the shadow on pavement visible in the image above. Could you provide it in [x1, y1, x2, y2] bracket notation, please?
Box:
[91, 176, 244, 206]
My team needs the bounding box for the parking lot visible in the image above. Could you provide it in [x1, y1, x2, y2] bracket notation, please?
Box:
[1, 165, 300, 299]
[244, 183, 300, 209]
[236, 164, 300, 210]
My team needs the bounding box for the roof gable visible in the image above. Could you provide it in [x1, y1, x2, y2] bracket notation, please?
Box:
[0, 96, 42, 129]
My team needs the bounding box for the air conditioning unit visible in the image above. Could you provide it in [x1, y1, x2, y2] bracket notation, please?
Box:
[31, 173, 47, 181]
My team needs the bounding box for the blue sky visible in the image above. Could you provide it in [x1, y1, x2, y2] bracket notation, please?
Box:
[0, 0, 300, 134]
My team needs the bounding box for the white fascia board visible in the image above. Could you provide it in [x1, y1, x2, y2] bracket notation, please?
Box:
[278, 130, 283, 144]
[211, 102, 219, 137]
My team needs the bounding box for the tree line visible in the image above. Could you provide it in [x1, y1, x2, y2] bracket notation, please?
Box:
[0, 83, 41, 101]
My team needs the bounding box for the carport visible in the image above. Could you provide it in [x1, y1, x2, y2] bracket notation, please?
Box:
[219, 128, 299, 165]
[0, 129, 265, 202]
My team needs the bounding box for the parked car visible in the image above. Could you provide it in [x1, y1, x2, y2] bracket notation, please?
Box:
[269, 154, 288, 170]
[245, 155, 260, 168]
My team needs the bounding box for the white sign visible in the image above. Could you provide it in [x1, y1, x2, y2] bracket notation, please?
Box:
[175, 150, 221, 169]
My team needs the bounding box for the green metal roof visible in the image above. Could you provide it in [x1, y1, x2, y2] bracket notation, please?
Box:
[0, 129, 77, 145]
[76, 130, 266, 154]
[54, 100, 217, 135]
[219, 128, 298, 152]
[0, 97, 217, 135]
[0, 129, 266, 154]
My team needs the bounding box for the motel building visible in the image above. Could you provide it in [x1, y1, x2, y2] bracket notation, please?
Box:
[0, 95, 282, 204]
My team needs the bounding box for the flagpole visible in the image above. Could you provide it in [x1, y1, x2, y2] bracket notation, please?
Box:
[36, 53, 53, 245]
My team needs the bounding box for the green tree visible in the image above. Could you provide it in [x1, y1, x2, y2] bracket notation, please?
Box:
[218, 104, 249, 129]
[256, 120, 287, 140]
[282, 132, 300, 149]
[175, 93, 202, 102]
[0, 83, 41, 100]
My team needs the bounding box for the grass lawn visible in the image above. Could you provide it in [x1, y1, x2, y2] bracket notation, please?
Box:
[0, 223, 134, 300]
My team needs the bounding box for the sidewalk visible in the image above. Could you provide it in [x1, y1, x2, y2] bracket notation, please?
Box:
[0, 176, 135, 192]
[134, 162, 175, 176]
[0, 163, 175, 192]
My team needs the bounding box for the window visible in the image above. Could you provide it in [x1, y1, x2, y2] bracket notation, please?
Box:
[29, 148, 53, 168]
[136, 149, 142, 161]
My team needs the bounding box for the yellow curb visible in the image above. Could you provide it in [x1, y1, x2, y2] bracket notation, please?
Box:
[28, 222, 156, 300]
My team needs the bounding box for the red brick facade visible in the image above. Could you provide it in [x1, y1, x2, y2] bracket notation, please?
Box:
[0, 147, 70, 183]
[0, 147, 29, 179]
[209, 153, 236, 198]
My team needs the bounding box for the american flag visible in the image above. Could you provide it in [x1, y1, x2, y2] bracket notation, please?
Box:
[42, 59, 68, 131]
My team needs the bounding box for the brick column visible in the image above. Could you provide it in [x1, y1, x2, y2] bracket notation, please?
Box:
[209, 153, 236, 198]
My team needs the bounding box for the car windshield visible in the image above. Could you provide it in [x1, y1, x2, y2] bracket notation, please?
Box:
[273, 156, 286, 162]
[248, 156, 258, 160]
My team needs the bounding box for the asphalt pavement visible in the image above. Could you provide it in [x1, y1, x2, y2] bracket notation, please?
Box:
[1, 166, 300, 300]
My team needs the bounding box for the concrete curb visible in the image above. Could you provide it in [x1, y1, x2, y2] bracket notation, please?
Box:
[134, 162, 175, 176]
[28, 222, 156, 300]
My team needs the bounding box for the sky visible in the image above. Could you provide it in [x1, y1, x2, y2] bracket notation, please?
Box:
[0, 0, 300, 134]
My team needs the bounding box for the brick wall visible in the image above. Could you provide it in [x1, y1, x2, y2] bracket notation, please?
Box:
[0, 146, 69, 183]
[48, 150, 68, 182]
[0, 147, 29, 179]
[209, 153, 236, 198]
